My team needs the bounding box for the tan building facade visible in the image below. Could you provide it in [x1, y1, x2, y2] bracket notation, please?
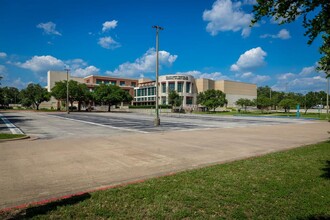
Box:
[45, 71, 256, 109]
[195, 79, 257, 107]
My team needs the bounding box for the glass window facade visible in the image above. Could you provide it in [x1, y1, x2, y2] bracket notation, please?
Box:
[186, 82, 191, 93]
[177, 82, 183, 92]
[169, 82, 175, 92]
[186, 97, 193, 105]
[162, 83, 166, 93]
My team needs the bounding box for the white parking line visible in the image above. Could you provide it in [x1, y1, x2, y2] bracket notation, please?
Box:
[0, 113, 24, 134]
[48, 114, 149, 134]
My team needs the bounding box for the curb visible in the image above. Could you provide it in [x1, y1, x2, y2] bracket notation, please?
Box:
[0, 135, 30, 142]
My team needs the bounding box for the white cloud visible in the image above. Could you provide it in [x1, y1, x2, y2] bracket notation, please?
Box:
[0, 65, 7, 74]
[36, 22, 62, 36]
[12, 78, 31, 89]
[16, 55, 64, 72]
[65, 59, 88, 70]
[175, 70, 230, 80]
[250, 75, 271, 84]
[260, 29, 291, 40]
[299, 65, 315, 75]
[235, 71, 270, 84]
[71, 66, 100, 77]
[273, 66, 327, 92]
[278, 72, 295, 80]
[98, 37, 121, 49]
[230, 47, 267, 71]
[240, 72, 253, 78]
[203, 0, 253, 37]
[106, 48, 178, 78]
[0, 52, 7, 58]
[102, 20, 118, 32]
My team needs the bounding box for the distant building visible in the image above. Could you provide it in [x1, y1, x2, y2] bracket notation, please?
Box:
[44, 71, 256, 109]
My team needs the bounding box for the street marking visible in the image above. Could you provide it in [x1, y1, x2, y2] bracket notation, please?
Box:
[0, 113, 24, 134]
[48, 115, 149, 134]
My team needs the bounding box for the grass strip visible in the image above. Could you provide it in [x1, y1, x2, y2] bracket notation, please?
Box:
[0, 133, 26, 140]
[2, 141, 330, 219]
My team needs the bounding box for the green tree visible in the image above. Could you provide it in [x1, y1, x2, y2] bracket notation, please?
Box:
[20, 83, 50, 110]
[252, 0, 330, 74]
[93, 84, 129, 112]
[51, 80, 91, 111]
[235, 98, 254, 112]
[70, 82, 91, 111]
[197, 89, 227, 112]
[302, 91, 320, 114]
[168, 90, 182, 111]
[51, 81, 67, 110]
[0, 86, 20, 107]
[279, 98, 297, 113]
[254, 96, 271, 113]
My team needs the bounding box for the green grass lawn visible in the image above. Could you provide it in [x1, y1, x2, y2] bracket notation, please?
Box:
[0, 133, 26, 140]
[2, 142, 330, 219]
[196, 110, 330, 120]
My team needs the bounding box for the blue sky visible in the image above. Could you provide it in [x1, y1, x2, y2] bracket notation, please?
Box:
[0, 0, 327, 93]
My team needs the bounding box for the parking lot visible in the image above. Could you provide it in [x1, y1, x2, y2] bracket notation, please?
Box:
[0, 111, 328, 209]
[0, 111, 314, 139]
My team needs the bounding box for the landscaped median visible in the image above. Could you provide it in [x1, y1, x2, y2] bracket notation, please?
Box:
[1, 141, 329, 219]
[0, 133, 28, 141]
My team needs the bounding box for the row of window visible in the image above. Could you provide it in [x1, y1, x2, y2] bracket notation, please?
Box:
[161, 82, 191, 93]
[135, 87, 156, 97]
[135, 97, 156, 102]
[95, 79, 137, 87]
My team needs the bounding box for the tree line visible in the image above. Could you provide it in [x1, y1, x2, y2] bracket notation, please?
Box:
[0, 83, 327, 113]
[237, 86, 327, 113]
[0, 81, 132, 111]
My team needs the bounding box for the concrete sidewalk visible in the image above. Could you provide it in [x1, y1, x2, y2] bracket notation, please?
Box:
[0, 122, 329, 209]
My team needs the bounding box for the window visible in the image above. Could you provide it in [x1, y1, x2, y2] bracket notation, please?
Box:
[169, 82, 175, 92]
[151, 87, 155, 95]
[137, 89, 141, 96]
[131, 82, 136, 87]
[120, 81, 125, 86]
[162, 83, 166, 93]
[110, 81, 116, 85]
[186, 82, 191, 93]
[162, 96, 167, 104]
[177, 82, 183, 92]
[186, 97, 193, 105]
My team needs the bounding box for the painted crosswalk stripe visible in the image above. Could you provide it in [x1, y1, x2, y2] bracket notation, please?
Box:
[0, 113, 24, 134]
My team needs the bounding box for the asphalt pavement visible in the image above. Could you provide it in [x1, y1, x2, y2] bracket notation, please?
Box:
[0, 111, 329, 210]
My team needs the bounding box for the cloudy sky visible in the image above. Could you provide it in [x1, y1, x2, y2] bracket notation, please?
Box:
[0, 0, 327, 93]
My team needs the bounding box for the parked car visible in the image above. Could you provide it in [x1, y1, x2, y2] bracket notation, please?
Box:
[312, 104, 324, 109]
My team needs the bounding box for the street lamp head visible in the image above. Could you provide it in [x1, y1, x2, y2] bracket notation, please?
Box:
[152, 25, 164, 30]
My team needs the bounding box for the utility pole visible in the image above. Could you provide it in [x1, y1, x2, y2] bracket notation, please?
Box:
[152, 25, 163, 126]
[327, 74, 329, 120]
[64, 68, 70, 114]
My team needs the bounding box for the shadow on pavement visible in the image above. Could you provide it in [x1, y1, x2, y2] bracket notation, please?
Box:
[320, 160, 330, 180]
[2, 193, 91, 219]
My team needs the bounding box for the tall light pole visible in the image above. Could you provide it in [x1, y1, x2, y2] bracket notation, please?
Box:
[327, 73, 329, 120]
[64, 68, 70, 114]
[152, 25, 163, 126]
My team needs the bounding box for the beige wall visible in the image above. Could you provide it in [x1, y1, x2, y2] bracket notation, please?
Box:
[222, 80, 257, 96]
[195, 79, 256, 107]
[195, 78, 215, 93]
[47, 71, 84, 92]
